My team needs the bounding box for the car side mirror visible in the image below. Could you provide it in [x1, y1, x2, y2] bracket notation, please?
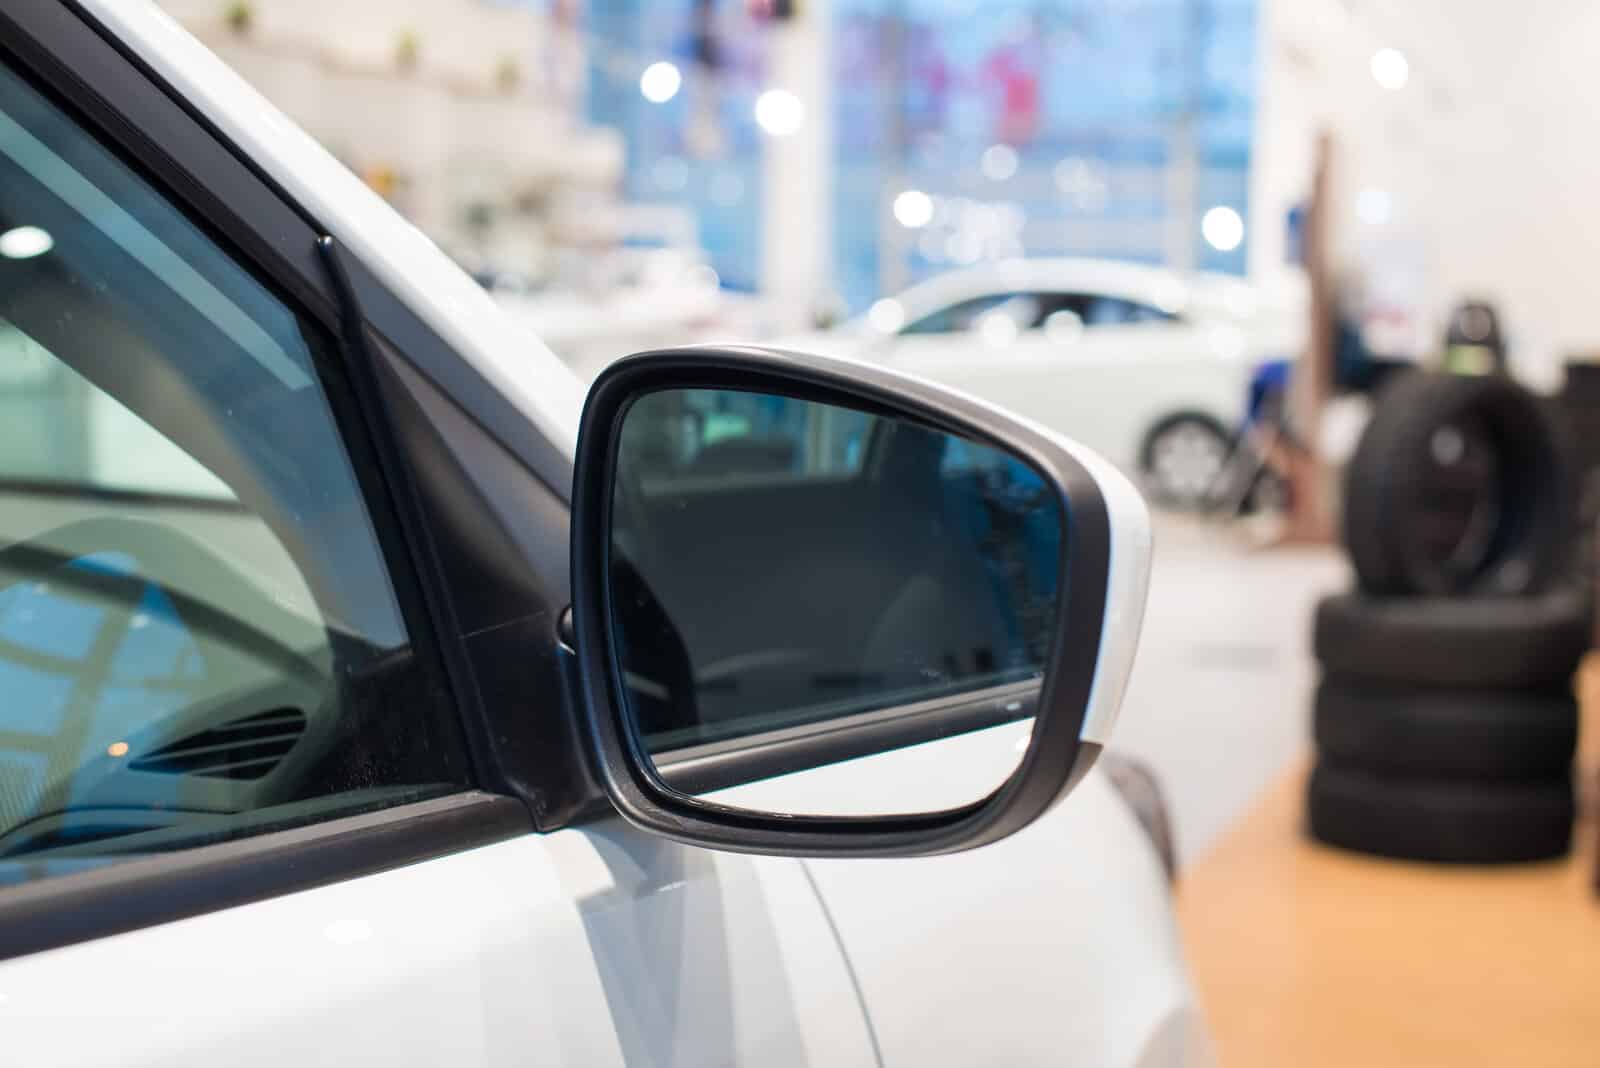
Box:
[569, 344, 1151, 857]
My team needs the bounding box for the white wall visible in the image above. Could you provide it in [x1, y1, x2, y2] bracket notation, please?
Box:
[1255, 0, 1600, 389]
[157, 0, 621, 275]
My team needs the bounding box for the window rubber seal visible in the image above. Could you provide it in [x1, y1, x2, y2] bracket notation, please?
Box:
[0, 791, 530, 964]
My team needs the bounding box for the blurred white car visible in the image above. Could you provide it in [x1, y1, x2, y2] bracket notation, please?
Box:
[796, 260, 1303, 507]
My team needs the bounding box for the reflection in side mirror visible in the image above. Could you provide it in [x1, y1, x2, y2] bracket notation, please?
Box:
[608, 387, 1063, 817]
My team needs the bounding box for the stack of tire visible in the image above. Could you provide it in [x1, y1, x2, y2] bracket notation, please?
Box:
[1310, 372, 1588, 863]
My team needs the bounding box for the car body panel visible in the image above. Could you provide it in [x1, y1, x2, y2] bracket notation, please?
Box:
[1, 731, 1201, 1068]
[0, 827, 877, 1067]
[11, 4, 1212, 1065]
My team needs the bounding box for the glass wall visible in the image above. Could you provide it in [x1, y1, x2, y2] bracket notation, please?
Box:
[585, 0, 1257, 312]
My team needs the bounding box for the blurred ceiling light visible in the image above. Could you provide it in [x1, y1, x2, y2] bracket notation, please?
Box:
[980, 144, 1019, 182]
[868, 298, 906, 333]
[755, 89, 804, 136]
[106, 741, 129, 758]
[893, 189, 935, 228]
[1201, 205, 1244, 252]
[1370, 48, 1409, 90]
[0, 225, 52, 259]
[1357, 187, 1393, 226]
[640, 61, 682, 103]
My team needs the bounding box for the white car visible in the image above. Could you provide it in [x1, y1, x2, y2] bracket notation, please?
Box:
[795, 260, 1301, 507]
[0, 4, 1209, 1066]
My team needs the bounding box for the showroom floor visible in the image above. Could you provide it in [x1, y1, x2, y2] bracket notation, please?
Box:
[1137, 519, 1600, 1065]
[1111, 516, 1349, 862]
[1180, 760, 1599, 1067]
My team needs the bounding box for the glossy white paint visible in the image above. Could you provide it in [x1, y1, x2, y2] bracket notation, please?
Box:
[20, 5, 1211, 1066]
[0, 827, 877, 1067]
[1, 758, 1201, 1068]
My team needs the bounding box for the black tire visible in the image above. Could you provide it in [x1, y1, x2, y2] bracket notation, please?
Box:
[1307, 762, 1573, 863]
[1343, 372, 1572, 597]
[1314, 678, 1577, 781]
[1313, 591, 1588, 688]
[1139, 413, 1232, 510]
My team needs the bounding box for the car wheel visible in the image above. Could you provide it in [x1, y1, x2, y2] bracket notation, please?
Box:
[1314, 678, 1577, 781]
[1140, 414, 1231, 509]
[1313, 591, 1589, 689]
[1307, 762, 1573, 863]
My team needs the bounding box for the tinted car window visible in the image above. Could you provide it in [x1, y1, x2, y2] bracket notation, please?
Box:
[0, 62, 468, 877]
[1079, 295, 1176, 326]
[902, 292, 1037, 334]
[906, 291, 1173, 338]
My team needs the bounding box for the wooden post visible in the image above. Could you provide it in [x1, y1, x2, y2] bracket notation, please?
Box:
[1280, 127, 1337, 543]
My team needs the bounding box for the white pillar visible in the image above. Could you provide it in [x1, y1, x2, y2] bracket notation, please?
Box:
[760, 0, 833, 331]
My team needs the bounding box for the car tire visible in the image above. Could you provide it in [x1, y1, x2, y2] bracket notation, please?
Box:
[1307, 762, 1573, 863]
[1139, 413, 1231, 510]
[1313, 591, 1589, 689]
[1342, 372, 1572, 596]
[1314, 679, 1577, 781]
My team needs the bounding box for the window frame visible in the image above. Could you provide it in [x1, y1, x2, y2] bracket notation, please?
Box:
[0, 0, 539, 960]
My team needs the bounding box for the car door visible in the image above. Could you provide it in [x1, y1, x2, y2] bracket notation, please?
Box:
[0, 10, 877, 1065]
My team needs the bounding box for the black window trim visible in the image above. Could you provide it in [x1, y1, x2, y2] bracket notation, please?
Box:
[0, 791, 530, 963]
[0, 0, 546, 947]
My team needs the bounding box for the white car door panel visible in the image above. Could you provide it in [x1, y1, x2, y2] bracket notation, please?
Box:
[721, 725, 1202, 1067]
[1, 825, 877, 1068]
[551, 827, 878, 1068]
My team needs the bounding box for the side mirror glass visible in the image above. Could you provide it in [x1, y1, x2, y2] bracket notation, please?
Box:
[571, 346, 1151, 857]
[611, 387, 1061, 817]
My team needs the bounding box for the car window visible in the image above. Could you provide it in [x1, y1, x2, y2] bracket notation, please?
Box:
[1078, 294, 1177, 326]
[901, 292, 1036, 334]
[0, 61, 469, 879]
[903, 290, 1175, 338]
[621, 387, 876, 488]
